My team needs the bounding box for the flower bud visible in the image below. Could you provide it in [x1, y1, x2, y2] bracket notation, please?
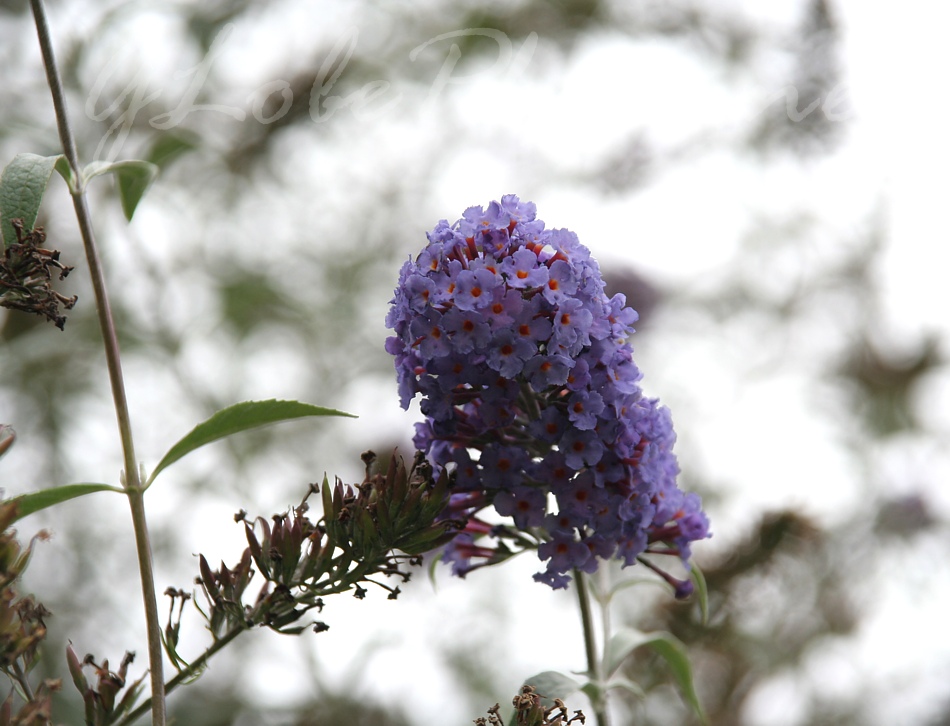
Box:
[0, 426, 14, 460]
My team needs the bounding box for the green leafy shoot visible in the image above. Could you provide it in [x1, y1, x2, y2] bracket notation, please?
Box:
[5, 482, 123, 523]
[604, 628, 706, 724]
[147, 399, 356, 486]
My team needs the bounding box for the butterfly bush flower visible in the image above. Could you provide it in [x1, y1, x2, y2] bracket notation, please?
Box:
[386, 195, 710, 591]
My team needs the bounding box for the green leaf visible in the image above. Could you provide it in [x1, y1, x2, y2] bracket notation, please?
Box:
[148, 399, 356, 486]
[0, 153, 65, 247]
[5, 483, 123, 523]
[145, 132, 198, 168]
[690, 563, 709, 626]
[160, 626, 192, 673]
[520, 671, 581, 708]
[83, 159, 159, 220]
[604, 628, 706, 724]
[427, 553, 442, 587]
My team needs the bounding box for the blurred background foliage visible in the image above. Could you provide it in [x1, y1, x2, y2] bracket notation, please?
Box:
[1, 0, 948, 724]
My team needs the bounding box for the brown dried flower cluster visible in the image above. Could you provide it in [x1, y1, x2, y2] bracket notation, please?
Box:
[475, 685, 586, 726]
[0, 501, 61, 724]
[0, 219, 76, 330]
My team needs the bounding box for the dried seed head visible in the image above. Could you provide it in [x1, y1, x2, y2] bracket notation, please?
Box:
[1, 220, 77, 329]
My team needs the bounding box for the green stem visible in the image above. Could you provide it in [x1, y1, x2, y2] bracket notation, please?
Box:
[10, 660, 37, 703]
[117, 550, 385, 725]
[594, 567, 612, 678]
[115, 626, 245, 726]
[574, 569, 609, 726]
[28, 3, 165, 724]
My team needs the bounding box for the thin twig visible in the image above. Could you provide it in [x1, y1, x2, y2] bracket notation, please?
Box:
[28, 2, 166, 724]
[115, 625, 245, 726]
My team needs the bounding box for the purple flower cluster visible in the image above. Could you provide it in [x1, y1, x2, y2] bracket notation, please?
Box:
[386, 195, 709, 590]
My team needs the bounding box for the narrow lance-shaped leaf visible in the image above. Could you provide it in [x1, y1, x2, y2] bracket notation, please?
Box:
[690, 563, 709, 626]
[375, 489, 394, 543]
[0, 153, 68, 247]
[148, 399, 356, 485]
[5, 483, 123, 523]
[113, 670, 150, 719]
[320, 475, 335, 524]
